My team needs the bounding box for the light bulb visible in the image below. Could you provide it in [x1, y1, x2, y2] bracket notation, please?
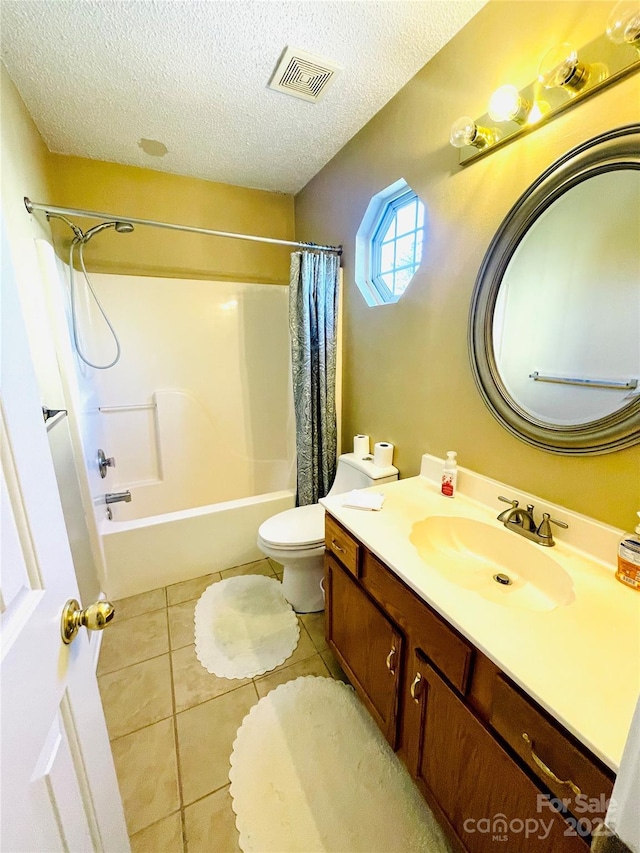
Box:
[606, 0, 640, 46]
[488, 85, 531, 123]
[538, 43, 590, 93]
[449, 116, 477, 148]
[449, 116, 499, 150]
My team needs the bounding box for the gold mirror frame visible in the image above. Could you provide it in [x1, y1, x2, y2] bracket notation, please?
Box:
[469, 124, 640, 455]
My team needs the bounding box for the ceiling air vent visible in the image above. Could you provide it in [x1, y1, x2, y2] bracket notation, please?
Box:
[268, 47, 341, 103]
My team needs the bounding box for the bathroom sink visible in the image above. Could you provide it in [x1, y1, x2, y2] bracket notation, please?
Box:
[409, 516, 574, 612]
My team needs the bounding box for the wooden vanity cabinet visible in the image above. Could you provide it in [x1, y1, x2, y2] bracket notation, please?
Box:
[325, 554, 402, 747]
[409, 652, 589, 852]
[324, 515, 611, 853]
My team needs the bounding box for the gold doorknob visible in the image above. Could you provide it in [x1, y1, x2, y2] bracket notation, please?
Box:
[61, 599, 115, 645]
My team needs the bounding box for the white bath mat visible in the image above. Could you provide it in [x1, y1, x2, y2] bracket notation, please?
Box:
[194, 575, 300, 679]
[229, 676, 452, 853]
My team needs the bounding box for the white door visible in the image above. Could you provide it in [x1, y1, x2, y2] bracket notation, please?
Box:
[1, 220, 130, 852]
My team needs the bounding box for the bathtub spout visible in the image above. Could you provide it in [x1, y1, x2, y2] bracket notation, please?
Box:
[105, 491, 132, 504]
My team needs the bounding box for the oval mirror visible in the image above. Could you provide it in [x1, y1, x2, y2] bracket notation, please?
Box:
[469, 124, 640, 455]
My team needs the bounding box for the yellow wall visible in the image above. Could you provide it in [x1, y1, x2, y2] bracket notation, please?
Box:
[1, 67, 61, 401]
[295, 0, 640, 530]
[47, 154, 295, 284]
[1, 66, 105, 603]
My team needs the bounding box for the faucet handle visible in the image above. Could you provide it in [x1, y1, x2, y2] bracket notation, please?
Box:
[497, 496, 519, 522]
[536, 513, 569, 545]
[97, 449, 116, 479]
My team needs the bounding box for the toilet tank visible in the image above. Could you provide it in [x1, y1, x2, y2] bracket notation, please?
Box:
[327, 452, 398, 496]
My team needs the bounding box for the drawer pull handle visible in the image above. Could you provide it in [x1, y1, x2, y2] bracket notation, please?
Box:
[522, 733, 581, 797]
[410, 672, 423, 703]
[386, 647, 397, 674]
[331, 538, 346, 554]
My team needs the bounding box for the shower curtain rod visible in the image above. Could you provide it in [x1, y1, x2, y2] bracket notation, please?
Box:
[23, 197, 342, 255]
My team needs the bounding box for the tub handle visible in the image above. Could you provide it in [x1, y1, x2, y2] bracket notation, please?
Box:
[97, 449, 116, 479]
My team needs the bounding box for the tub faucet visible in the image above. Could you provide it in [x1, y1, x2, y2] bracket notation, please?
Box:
[105, 491, 132, 504]
[497, 496, 568, 547]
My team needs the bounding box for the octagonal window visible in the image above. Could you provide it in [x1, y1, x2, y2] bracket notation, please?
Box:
[355, 179, 425, 306]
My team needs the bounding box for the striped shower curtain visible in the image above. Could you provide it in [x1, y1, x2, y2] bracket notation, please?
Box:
[289, 250, 340, 507]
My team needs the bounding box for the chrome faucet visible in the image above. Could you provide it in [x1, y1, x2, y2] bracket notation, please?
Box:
[497, 495, 568, 547]
[105, 491, 132, 504]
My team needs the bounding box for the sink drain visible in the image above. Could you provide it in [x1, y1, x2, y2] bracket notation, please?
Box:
[493, 573, 512, 586]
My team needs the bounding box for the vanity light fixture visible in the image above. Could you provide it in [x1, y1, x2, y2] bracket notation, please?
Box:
[487, 85, 532, 124]
[450, 3, 640, 165]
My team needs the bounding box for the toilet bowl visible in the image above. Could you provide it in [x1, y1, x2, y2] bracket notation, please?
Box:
[258, 453, 398, 612]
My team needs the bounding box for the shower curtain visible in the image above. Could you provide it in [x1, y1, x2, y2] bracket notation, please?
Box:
[289, 249, 340, 507]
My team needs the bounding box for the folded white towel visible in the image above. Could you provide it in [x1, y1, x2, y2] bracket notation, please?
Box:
[342, 490, 385, 511]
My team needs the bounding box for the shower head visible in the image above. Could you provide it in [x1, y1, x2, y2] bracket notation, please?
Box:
[82, 221, 134, 242]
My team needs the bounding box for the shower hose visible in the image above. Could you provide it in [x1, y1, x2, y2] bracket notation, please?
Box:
[68, 237, 121, 369]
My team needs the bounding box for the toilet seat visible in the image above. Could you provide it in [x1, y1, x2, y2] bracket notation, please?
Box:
[258, 503, 325, 550]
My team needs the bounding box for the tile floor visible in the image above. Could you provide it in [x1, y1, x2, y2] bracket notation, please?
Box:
[97, 558, 346, 852]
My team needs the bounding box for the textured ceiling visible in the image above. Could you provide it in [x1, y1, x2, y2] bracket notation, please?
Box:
[1, 1, 487, 194]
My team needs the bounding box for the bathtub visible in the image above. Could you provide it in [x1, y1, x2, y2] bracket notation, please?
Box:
[100, 489, 295, 600]
[77, 274, 297, 599]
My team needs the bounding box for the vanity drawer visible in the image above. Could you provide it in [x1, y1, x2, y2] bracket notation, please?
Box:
[325, 515, 360, 577]
[490, 675, 614, 818]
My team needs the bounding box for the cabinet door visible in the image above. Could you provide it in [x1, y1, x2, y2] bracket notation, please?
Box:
[409, 652, 589, 853]
[325, 555, 402, 748]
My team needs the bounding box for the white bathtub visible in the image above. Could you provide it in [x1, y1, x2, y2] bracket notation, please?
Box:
[100, 489, 295, 600]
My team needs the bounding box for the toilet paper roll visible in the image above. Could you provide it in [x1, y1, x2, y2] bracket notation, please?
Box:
[373, 442, 394, 468]
[353, 434, 370, 458]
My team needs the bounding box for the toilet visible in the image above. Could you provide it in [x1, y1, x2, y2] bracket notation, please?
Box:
[257, 452, 399, 612]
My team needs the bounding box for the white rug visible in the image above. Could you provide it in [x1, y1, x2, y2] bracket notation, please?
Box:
[229, 676, 452, 853]
[194, 575, 300, 679]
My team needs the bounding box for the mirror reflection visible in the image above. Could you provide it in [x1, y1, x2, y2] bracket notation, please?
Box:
[493, 169, 640, 426]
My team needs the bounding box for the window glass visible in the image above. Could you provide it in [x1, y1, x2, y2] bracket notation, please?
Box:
[396, 200, 417, 236]
[371, 189, 425, 301]
[380, 273, 394, 292]
[394, 268, 414, 295]
[380, 242, 395, 274]
[354, 179, 425, 306]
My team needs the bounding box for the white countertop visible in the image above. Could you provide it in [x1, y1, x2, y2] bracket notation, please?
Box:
[320, 468, 640, 772]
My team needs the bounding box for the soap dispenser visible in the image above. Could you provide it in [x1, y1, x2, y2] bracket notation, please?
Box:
[441, 451, 458, 498]
[616, 512, 640, 591]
